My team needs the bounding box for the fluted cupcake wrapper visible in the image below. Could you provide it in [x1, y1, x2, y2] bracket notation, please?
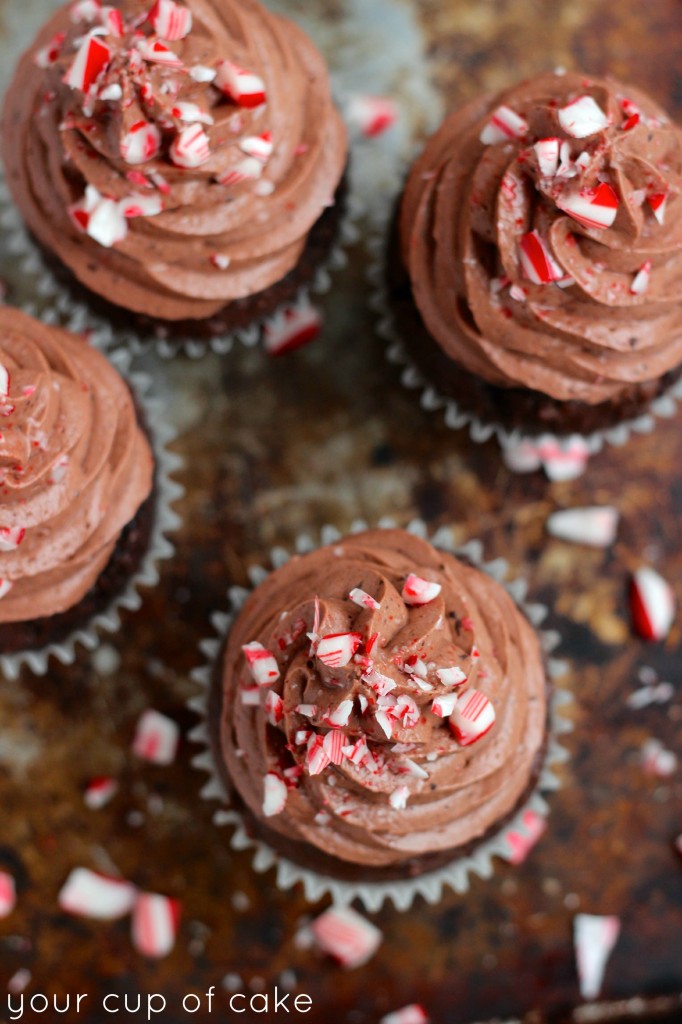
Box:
[0, 161, 362, 361]
[367, 221, 682, 482]
[0, 347, 184, 680]
[188, 518, 573, 913]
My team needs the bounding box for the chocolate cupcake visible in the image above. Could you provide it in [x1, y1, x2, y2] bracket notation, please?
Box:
[391, 71, 682, 438]
[204, 527, 551, 892]
[0, 308, 160, 667]
[1, 0, 348, 339]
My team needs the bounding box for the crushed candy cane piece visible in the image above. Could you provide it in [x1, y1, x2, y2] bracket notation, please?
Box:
[558, 95, 609, 138]
[323, 729, 346, 764]
[264, 691, 284, 725]
[534, 137, 561, 177]
[505, 809, 546, 864]
[216, 61, 266, 108]
[132, 709, 180, 766]
[520, 230, 565, 284]
[647, 192, 667, 225]
[34, 31, 66, 68]
[190, 64, 216, 83]
[316, 632, 362, 668]
[69, 185, 127, 248]
[346, 94, 398, 138]
[349, 587, 381, 611]
[0, 579, 15, 600]
[148, 0, 192, 40]
[641, 738, 677, 778]
[264, 300, 323, 357]
[170, 124, 210, 168]
[242, 641, 280, 685]
[306, 736, 331, 776]
[119, 193, 163, 218]
[389, 785, 409, 810]
[437, 666, 467, 688]
[262, 773, 288, 816]
[449, 689, 496, 746]
[70, 0, 101, 22]
[480, 104, 528, 144]
[574, 913, 621, 999]
[546, 506, 619, 548]
[0, 526, 25, 552]
[323, 700, 353, 728]
[630, 567, 676, 641]
[217, 156, 263, 187]
[132, 892, 180, 959]
[380, 1006, 430, 1024]
[136, 38, 183, 67]
[431, 693, 458, 718]
[240, 132, 273, 163]
[210, 252, 231, 270]
[171, 101, 213, 125]
[0, 871, 16, 918]
[84, 776, 118, 809]
[100, 5, 124, 36]
[557, 182, 619, 230]
[59, 868, 136, 920]
[63, 32, 111, 92]
[630, 260, 652, 296]
[310, 906, 382, 968]
[402, 574, 442, 606]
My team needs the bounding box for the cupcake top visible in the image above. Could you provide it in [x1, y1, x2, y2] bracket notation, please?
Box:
[400, 71, 682, 405]
[219, 529, 547, 869]
[0, 309, 153, 623]
[2, 0, 347, 320]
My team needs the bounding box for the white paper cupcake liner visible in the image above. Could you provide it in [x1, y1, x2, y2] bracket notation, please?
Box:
[188, 517, 573, 913]
[0, 347, 184, 680]
[0, 161, 362, 360]
[367, 222, 682, 481]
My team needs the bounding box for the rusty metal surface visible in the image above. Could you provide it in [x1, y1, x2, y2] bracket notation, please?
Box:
[0, 1, 681, 1022]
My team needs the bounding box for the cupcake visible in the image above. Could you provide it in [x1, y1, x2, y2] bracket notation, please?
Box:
[0, 308, 155, 656]
[391, 71, 682, 437]
[1, 0, 348, 338]
[207, 528, 549, 883]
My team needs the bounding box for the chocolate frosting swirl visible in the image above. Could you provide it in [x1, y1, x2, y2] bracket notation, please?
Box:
[400, 72, 682, 404]
[2, 0, 347, 320]
[0, 309, 153, 623]
[219, 529, 547, 868]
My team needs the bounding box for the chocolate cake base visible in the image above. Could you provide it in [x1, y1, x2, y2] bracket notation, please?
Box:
[386, 212, 682, 438]
[39, 175, 349, 343]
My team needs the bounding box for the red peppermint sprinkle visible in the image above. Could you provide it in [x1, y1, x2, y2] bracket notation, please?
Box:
[100, 5, 124, 37]
[0, 579, 14, 600]
[264, 691, 284, 725]
[262, 773, 288, 816]
[534, 137, 561, 177]
[132, 709, 180, 766]
[520, 230, 565, 284]
[0, 871, 16, 919]
[148, 0, 193, 41]
[323, 729, 346, 764]
[310, 906, 382, 968]
[34, 31, 66, 68]
[120, 120, 161, 165]
[402, 573, 442, 606]
[170, 124, 210, 168]
[558, 95, 609, 138]
[380, 1005, 430, 1024]
[63, 33, 111, 92]
[136, 38, 183, 68]
[557, 182, 619, 230]
[546, 506, 619, 548]
[480, 104, 528, 145]
[59, 868, 137, 920]
[622, 113, 639, 131]
[84, 776, 118, 810]
[505, 809, 546, 864]
[647, 192, 667, 225]
[574, 914, 621, 1000]
[349, 587, 381, 611]
[263, 300, 323, 357]
[316, 632, 362, 668]
[132, 892, 180, 959]
[449, 689, 496, 746]
[216, 61, 266, 108]
[630, 260, 652, 296]
[346, 94, 398, 138]
[630, 567, 676, 641]
[242, 641, 280, 686]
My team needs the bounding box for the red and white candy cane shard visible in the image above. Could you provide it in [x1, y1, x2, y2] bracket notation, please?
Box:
[210, 252, 231, 270]
[641, 738, 677, 778]
[520, 230, 565, 284]
[171, 101, 214, 125]
[323, 699, 353, 728]
[132, 892, 180, 959]
[431, 692, 458, 718]
[449, 689, 496, 746]
[69, 186, 128, 248]
[557, 182, 620, 230]
[70, 0, 101, 22]
[215, 61, 267, 108]
[316, 632, 362, 668]
[480, 104, 529, 145]
[537, 437, 590, 482]
[84, 776, 118, 810]
[0, 871, 16, 919]
[190, 63, 216, 83]
[402, 574, 442, 606]
[263, 301, 323, 357]
[100, 5, 124, 36]
[630, 260, 652, 296]
[534, 137, 561, 177]
[311, 906, 382, 969]
[136, 38, 183, 67]
[99, 82, 122, 101]
[217, 156, 263, 187]
[349, 587, 381, 611]
[240, 132, 274, 163]
[240, 686, 260, 706]
[148, 0, 192, 40]
[170, 124, 210, 168]
[0, 365, 9, 399]
[389, 785, 409, 810]
[546, 506, 619, 548]
[262, 773, 288, 817]
[119, 193, 163, 218]
[242, 641, 280, 686]
[395, 694, 420, 728]
[296, 703, 318, 719]
[574, 913, 621, 1000]
[436, 666, 467, 688]
[132, 709, 180, 766]
[63, 32, 111, 92]
[306, 735, 331, 776]
[58, 868, 137, 920]
[630, 566, 676, 641]
[346, 94, 398, 138]
[0, 579, 14, 600]
[505, 809, 547, 865]
[264, 690, 284, 726]
[647, 192, 667, 225]
[34, 30, 66, 67]
[558, 95, 609, 138]
[323, 729, 346, 765]
[380, 1005, 430, 1024]
[0, 526, 23, 553]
